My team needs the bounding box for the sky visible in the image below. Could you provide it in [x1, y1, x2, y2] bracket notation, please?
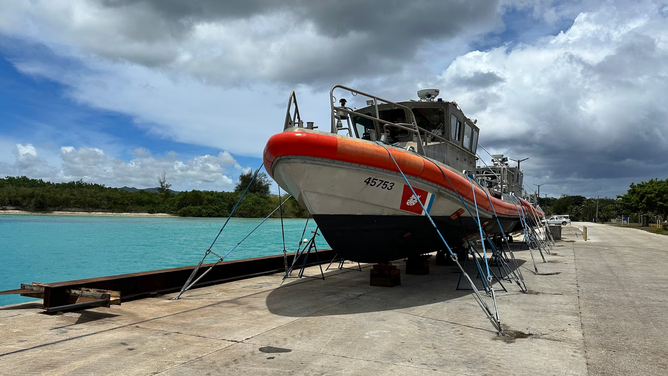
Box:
[0, 0, 666, 197]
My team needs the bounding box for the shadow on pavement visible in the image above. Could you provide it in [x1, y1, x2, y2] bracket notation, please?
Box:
[266, 255, 526, 318]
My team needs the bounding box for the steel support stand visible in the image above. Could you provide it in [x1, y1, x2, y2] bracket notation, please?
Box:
[508, 194, 541, 274]
[525, 206, 552, 254]
[283, 228, 325, 281]
[456, 241, 507, 293]
[466, 176, 528, 293]
[326, 255, 362, 271]
[376, 141, 502, 334]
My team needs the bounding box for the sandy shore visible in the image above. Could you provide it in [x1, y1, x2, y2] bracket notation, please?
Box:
[0, 209, 176, 217]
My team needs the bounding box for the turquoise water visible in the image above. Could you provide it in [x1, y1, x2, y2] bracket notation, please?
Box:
[0, 215, 327, 306]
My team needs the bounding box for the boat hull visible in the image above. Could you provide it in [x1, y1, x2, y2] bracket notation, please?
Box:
[269, 156, 520, 262]
[263, 130, 541, 262]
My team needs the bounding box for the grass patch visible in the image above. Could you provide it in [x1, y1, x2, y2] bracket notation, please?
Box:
[605, 222, 668, 236]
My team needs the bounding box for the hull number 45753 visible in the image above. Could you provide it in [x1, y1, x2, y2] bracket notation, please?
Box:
[363, 177, 394, 190]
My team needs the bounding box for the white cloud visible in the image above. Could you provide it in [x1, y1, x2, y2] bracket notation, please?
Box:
[9, 58, 335, 157]
[9, 143, 58, 178]
[0, 0, 500, 158]
[0, 0, 499, 158]
[234, 163, 252, 174]
[16, 143, 38, 157]
[0, 0, 499, 86]
[2, 143, 244, 191]
[437, 1, 668, 196]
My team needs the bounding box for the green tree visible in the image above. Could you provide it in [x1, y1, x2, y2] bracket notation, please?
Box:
[618, 178, 668, 218]
[157, 171, 172, 194]
[235, 169, 271, 196]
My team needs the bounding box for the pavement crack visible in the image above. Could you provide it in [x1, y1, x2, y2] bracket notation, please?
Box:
[151, 342, 235, 375]
[573, 241, 592, 375]
[401, 311, 497, 334]
[0, 285, 280, 359]
[294, 347, 449, 372]
[132, 324, 238, 344]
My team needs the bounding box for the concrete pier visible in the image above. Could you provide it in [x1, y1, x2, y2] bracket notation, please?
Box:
[1, 222, 667, 375]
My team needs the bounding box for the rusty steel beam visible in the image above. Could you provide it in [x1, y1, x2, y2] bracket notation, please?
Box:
[0, 288, 36, 295]
[44, 299, 113, 313]
[13, 250, 335, 311]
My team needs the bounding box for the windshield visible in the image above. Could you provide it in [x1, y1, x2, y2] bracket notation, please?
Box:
[412, 108, 444, 136]
[353, 114, 375, 140]
[379, 109, 411, 142]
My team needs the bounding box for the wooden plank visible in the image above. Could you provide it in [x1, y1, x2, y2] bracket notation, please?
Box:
[68, 288, 120, 306]
[20, 283, 45, 292]
[79, 288, 121, 305]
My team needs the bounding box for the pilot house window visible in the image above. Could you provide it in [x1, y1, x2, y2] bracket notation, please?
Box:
[463, 124, 473, 150]
[471, 129, 479, 154]
[450, 115, 461, 141]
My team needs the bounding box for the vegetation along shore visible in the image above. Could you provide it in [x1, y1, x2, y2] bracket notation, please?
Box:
[0, 172, 306, 218]
[1, 174, 666, 221]
[0, 209, 175, 217]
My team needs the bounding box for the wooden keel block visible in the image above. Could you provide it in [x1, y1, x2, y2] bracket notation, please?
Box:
[435, 251, 449, 265]
[370, 263, 401, 287]
[405, 256, 430, 275]
[372, 263, 396, 271]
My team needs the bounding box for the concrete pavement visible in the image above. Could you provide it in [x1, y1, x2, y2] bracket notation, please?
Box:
[572, 222, 668, 375]
[0, 222, 666, 375]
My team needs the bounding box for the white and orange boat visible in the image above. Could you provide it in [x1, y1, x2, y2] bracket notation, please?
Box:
[263, 85, 542, 263]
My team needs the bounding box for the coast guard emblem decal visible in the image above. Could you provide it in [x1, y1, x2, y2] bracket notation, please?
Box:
[400, 185, 434, 215]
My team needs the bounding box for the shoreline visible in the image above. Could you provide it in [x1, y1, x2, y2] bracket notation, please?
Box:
[0, 209, 176, 218]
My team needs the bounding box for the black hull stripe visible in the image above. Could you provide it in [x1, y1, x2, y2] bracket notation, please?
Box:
[313, 214, 518, 263]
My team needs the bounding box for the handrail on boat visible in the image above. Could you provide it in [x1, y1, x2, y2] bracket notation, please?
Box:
[340, 110, 451, 146]
[328, 85, 426, 155]
[287, 85, 488, 175]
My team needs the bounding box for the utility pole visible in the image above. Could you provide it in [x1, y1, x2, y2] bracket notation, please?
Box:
[534, 183, 544, 204]
[595, 196, 599, 223]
